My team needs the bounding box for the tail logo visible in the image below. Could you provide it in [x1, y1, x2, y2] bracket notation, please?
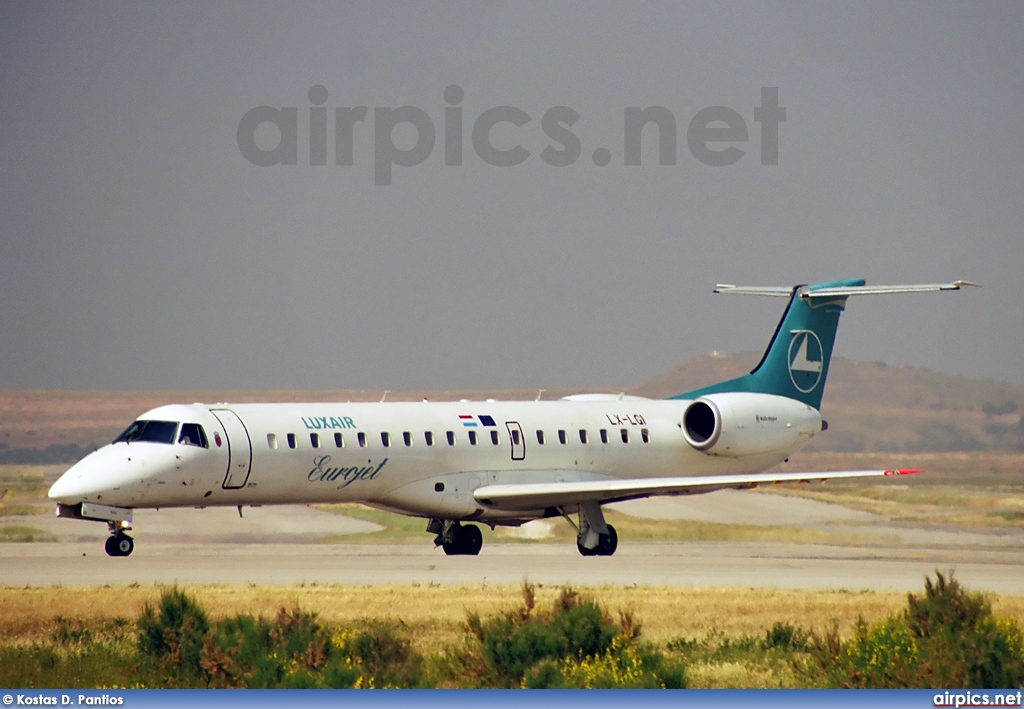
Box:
[788, 330, 823, 393]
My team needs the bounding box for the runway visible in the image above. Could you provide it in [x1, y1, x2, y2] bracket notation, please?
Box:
[4, 491, 1024, 593]
[4, 539, 1024, 593]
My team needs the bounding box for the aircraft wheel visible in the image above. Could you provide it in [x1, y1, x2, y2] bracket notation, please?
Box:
[597, 525, 617, 556]
[461, 524, 483, 556]
[115, 534, 135, 557]
[442, 525, 483, 555]
[576, 538, 597, 556]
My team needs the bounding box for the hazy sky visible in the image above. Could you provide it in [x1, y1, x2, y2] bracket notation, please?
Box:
[1, 2, 1021, 392]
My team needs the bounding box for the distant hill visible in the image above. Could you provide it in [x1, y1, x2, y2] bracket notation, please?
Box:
[1, 355, 1022, 463]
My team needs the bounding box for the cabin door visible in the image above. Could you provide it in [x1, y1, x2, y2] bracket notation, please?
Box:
[211, 409, 253, 489]
[505, 421, 526, 461]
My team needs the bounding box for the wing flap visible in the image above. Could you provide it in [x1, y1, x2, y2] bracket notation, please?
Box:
[473, 469, 918, 511]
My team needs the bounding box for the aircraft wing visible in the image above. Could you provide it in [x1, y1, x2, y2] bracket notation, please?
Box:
[472, 468, 918, 511]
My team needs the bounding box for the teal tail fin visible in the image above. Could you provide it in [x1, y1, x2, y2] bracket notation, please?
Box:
[669, 278, 977, 409]
[669, 278, 865, 410]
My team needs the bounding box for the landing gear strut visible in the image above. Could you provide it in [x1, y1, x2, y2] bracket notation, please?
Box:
[104, 521, 134, 557]
[565, 501, 618, 557]
[429, 520, 483, 556]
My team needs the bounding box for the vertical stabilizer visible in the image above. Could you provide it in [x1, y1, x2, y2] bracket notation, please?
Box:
[670, 278, 861, 409]
[669, 278, 976, 409]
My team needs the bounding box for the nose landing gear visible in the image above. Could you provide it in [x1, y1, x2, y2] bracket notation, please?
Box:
[104, 521, 134, 557]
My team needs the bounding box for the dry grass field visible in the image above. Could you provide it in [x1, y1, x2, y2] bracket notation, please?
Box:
[4, 583, 1024, 656]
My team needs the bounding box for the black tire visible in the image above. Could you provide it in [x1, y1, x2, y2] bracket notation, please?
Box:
[461, 524, 483, 555]
[104, 535, 119, 557]
[577, 538, 597, 556]
[597, 525, 618, 556]
[442, 541, 460, 556]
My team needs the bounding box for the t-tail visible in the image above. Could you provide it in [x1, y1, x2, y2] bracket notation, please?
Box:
[669, 278, 978, 410]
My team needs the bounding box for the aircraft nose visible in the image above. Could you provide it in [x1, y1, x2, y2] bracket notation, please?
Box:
[49, 462, 94, 503]
[48, 448, 133, 504]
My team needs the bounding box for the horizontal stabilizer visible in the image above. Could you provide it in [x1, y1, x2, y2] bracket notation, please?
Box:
[473, 468, 919, 511]
[714, 280, 979, 298]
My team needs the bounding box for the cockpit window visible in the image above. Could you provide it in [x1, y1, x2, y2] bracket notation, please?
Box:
[113, 420, 178, 445]
[178, 423, 209, 448]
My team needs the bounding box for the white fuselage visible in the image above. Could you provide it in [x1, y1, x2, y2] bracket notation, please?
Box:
[48, 395, 821, 525]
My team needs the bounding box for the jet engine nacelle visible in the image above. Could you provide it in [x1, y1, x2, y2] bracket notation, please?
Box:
[682, 392, 822, 457]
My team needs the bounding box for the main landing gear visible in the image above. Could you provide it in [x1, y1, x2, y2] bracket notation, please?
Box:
[577, 524, 617, 557]
[104, 521, 134, 557]
[564, 501, 618, 557]
[429, 520, 483, 556]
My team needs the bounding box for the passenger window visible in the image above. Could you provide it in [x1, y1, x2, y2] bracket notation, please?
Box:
[310, 433, 320, 448]
[446, 431, 456, 446]
[381, 432, 391, 447]
[558, 429, 567, 445]
[491, 430, 500, 445]
[403, 431, 412, 447]
[358, 432, 367, 448]
[536, 430, 545, 444]
[334, 432, 344, 448]
[425, 431, 434, 446]
[620, 428, 629, 443]
[641, 428, 650, 443]
[511, 429, 520, 445]
[600, 429, 608, 444]
[267, 433, 278, 450]
[287, 433, 297, 449]
[178, 423, 208, 448]
[579, 429, 588, 444]
[468, 430, 478, 445]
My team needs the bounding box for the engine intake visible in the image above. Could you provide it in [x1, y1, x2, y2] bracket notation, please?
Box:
[682, 399, 721, 449]
[682, 392, 821, 457]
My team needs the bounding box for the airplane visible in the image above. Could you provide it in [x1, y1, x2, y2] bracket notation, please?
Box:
[47, 278, 976, 558]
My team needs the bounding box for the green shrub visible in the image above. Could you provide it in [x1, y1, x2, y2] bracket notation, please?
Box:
[906, 572, 1024, 687]
[136, 587, 210, 685]
[203, 607, 354, 688]
[813, 572, 1024, 688]
[347, 621, 423, 688]
[465, 585, 620, 686]
[764, 622, 809, 652]
[556, 634, 686, 688]
[460, 584, 685, 688]
[839, 616, 918, 687]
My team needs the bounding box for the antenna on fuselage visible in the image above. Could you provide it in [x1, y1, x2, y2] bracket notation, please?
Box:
[380, 390, 390, 403]
[536, 389, 545, 401]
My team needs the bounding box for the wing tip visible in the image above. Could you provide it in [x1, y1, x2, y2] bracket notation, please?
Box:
[885, 468, 921, 476]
